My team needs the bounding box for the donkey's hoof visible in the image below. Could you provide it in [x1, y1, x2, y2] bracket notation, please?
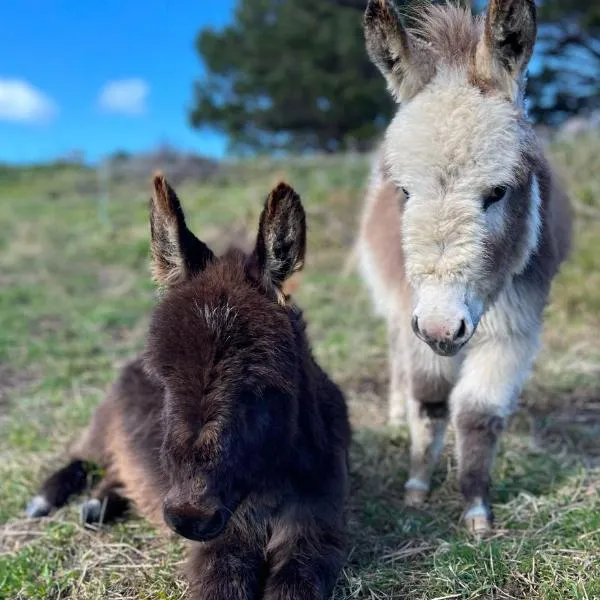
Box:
[465, 513, 493, 537]
[404, 478, 429, 507]
[464, 501, 493, 536]
[81, 498, 102, 524]
[26, 495, 52, 519]
[404, 488, 427, 507]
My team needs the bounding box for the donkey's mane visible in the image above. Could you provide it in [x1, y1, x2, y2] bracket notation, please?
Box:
[408, 2, 483, 66]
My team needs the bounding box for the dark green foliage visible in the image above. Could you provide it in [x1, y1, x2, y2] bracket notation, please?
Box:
[191, 0, 599, 150]
[527, 0, 600, 125]
[190, 0, 394, 153]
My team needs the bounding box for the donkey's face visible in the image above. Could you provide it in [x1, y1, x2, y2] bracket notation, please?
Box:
[365, 0, 541, 356]
[144, 176, 306, 542]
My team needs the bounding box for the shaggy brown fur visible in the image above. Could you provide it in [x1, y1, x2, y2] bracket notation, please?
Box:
[28, 177, 351, 600]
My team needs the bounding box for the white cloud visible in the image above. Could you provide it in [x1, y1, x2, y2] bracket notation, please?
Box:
[0, 79, 57, 123]
[98, 79, 149, 116]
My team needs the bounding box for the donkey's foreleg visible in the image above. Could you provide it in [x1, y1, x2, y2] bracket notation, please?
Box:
[26, 459, 95, 518]
[26, 396, 113, 518]
[185, 537, 263, 600]
[387, 318, 407, 426]
[80, 472, 130, 525]
[451, 332, 539, 534]
[405, 373, 452, 506]
[403, 339, 458, 506]
[265, 517, 346, 600]
[454, 410, 504, 534]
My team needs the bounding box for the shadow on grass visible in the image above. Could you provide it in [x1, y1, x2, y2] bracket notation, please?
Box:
[336, 392, 597, 598]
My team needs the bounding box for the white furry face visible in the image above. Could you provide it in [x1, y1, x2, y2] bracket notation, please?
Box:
[383, 76, 540, 355]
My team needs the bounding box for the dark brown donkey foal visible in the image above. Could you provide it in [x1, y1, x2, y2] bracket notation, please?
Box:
[27, 176, 351, 600]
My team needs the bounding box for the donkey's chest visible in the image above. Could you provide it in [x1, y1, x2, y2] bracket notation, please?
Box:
[475, 283, 542, 341]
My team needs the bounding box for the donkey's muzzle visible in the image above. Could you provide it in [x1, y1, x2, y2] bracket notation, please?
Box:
[411, 314, 472, 357]
[163, 501, 228, 542]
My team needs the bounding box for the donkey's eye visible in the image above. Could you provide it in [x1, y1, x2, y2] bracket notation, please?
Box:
[400, 187, 410, 200]
[483, 185, 509, 210]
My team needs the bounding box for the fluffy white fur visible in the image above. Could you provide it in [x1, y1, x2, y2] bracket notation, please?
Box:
[359, 0, 548, 532]
[514, 174, 542, 275]
[386, 75, 528, 293]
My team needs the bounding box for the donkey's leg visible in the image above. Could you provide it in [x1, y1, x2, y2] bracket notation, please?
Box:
[264, 517, 346, 600]
[26, 459, 95, 518]
[388, 318, 407, 425]
[80, 473, 130, 525]
[185, 537, 263, 600]
[404, 373, 453, 506]
[451, 331, 540, 534]
[26, 396, 113, 518]
[453, 410, 504, 534]
[404, 340, 458, 506]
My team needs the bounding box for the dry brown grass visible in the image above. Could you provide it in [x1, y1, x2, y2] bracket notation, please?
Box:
[1, 138, 599, 598]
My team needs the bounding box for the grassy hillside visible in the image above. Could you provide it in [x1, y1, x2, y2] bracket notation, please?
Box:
[0, 136, 599, 599]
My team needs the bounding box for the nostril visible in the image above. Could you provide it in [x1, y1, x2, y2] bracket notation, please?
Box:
[455, 319, 466, 341]
[190, 508, 227, 541]
[411, 315, 420, 336]
[209, 509, 227, 536]
[163, 506, 182, 533]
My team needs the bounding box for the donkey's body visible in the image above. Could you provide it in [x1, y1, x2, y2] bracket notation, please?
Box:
[358, 0, 571, 532]
[28, 179, 351, 599]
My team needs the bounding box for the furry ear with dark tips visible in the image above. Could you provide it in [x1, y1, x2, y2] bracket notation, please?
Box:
[149, 173, 214, 286]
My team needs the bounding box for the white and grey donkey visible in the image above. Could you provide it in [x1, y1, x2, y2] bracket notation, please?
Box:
[357, 0, 572, 534]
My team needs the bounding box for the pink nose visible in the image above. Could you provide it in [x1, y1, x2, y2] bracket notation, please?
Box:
[412, 317, 467, 343]
[411, 314, 473, 355]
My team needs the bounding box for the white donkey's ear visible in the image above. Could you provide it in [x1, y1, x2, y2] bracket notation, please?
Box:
[364, 0, 433, 102]
[475, 0, 537, 98]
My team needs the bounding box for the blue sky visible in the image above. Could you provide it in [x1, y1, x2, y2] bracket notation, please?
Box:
[0, 1, 235, 164]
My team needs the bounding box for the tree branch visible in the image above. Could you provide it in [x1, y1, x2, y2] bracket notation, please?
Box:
[548, 28, 600, 61]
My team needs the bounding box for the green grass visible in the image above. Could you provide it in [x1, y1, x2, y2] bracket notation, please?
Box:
[1, 136, 599, 599]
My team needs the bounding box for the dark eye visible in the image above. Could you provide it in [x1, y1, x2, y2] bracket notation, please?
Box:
[400, 187, 410, 200]
[483, 185, 509, 210]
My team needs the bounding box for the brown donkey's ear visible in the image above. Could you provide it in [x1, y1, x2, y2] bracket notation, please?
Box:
[475, 0, 537, 98]
[149, 173, 214, 286]
[255, 182, 306, 292]
[364, 0, 433, 101]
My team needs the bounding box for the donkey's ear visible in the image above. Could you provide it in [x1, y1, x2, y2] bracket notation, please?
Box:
[149, 173, 214, 286]
[476, 0, 536, 96]
[255, 182, 306, 291]
[364, 0, 431, 101]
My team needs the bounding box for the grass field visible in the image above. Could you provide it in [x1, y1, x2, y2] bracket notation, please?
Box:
[0, 135, 599, 599]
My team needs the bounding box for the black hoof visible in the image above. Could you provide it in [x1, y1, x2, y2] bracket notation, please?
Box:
[80, 498, 103, 524]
